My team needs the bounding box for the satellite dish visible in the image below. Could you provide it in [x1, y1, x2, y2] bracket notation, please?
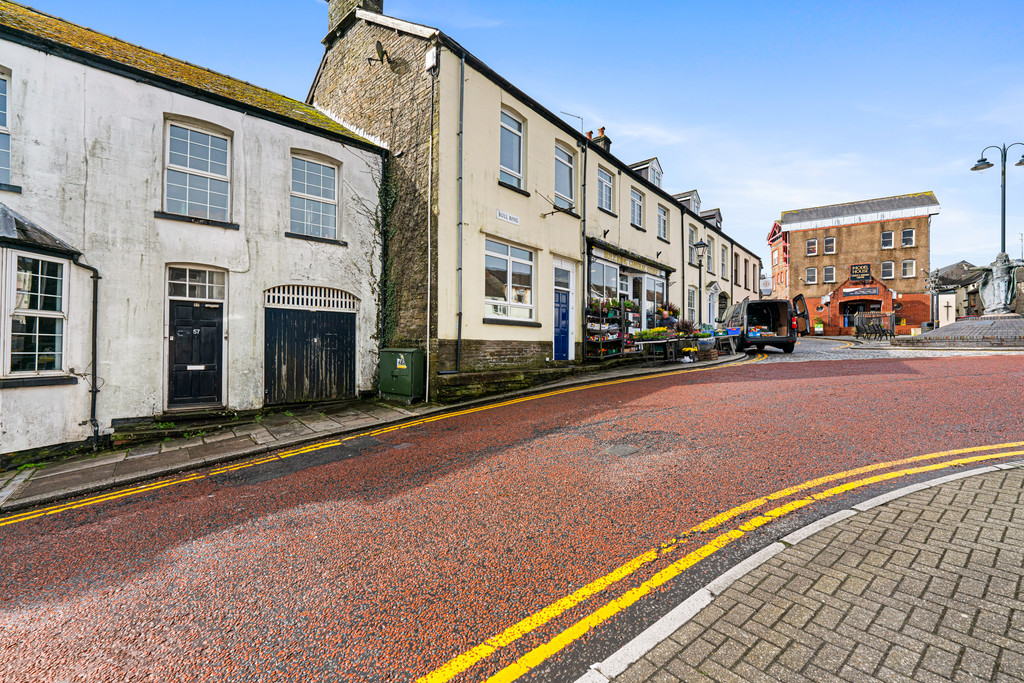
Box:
[375, 40, 386, 63]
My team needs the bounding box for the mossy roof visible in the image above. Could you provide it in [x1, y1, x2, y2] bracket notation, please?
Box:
[0, 1, 375, 147]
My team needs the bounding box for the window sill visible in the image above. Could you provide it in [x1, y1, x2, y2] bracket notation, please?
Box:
[0, 182, 22, 194]
[554, 207, 581, 219]
[498, 180, 530, 197]
[483, 317, 542, 328]
[285, 232, 348, 247]
[597, 207, 617, 218]
[154, 211, 240, 230]
[0, 375, 79, 389]
[656, 236, 670, 245]
[630, 223, 646, 232]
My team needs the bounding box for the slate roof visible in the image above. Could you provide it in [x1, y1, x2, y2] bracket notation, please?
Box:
[0, 1, 374, 146]
[780, 192, 939, 224]
[0, 202, 80, 255]
[934, 260, 984, 287]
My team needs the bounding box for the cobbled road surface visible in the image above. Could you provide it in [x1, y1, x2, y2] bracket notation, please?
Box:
[1, 340, 1022, 682]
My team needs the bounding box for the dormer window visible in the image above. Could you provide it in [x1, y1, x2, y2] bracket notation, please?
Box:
[650, 166, 661, 188]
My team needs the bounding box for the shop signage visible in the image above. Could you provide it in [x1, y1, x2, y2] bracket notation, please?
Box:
[843, 286, 879, 297]
[592, 247, 665, 277]
[850, 263, 871, 280]
[496, 209, 520, 225]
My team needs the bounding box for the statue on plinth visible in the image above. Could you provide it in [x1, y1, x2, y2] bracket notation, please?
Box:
[969, 252, 1024, 316]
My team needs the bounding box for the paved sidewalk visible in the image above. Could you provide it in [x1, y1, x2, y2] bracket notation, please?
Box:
[0, 352, 740, 514]
[605, 467, 1024, 682]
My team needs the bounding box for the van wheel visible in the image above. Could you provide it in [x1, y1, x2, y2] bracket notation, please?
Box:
[782, 344, 795, 354]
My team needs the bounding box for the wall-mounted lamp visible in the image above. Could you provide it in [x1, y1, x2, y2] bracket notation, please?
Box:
[367, 40, 391, 66]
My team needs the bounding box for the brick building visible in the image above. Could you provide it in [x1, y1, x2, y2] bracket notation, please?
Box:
[768, 193, 939, 335]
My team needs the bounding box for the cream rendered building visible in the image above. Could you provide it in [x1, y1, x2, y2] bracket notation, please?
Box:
[310, 0, 763, 399]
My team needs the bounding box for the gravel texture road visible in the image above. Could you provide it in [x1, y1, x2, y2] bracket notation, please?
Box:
[1, 344, 1022, 682]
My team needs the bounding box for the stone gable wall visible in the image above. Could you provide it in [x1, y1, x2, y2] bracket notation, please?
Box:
[311, 19, 438, 351]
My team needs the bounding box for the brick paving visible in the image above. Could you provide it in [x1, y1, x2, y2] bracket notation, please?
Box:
[610, 469, 1024, 682]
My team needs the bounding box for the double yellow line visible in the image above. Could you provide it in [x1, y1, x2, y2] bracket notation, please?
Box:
[418, 441, 1024, 683]
[0, 355, 762, 529]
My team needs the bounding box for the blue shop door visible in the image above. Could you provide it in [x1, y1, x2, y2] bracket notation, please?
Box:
[553, 289, 570, 360]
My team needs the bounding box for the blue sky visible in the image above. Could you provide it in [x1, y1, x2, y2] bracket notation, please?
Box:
[33, 0, 1024, 266]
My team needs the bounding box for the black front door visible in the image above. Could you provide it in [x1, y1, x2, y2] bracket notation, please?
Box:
[168, 300, 223, 406]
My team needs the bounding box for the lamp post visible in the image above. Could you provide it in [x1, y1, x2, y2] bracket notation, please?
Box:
[970, 143, 1024, 254]
[694, 238, 708, 326]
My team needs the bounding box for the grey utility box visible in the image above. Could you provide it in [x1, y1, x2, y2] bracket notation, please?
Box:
[379, 348, 425, 404]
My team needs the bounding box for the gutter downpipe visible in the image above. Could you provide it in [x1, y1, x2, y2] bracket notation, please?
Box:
[580, 136, 588, 356]
[425, 48, 437, 395]
[71, 255, 101, 448]
[437, 52, 465, 376]
[453, 53, 466, 373]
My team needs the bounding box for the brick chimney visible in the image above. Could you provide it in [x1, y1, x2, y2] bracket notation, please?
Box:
[592, 126, 611, 152]
[329, 0, 384, 31]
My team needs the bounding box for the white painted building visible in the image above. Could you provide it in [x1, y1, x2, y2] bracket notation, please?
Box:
[0, 3, 384, 455]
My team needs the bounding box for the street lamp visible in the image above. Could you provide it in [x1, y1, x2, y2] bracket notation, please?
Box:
[694, 239, 708, 326]
[970, 143, 1024, 254]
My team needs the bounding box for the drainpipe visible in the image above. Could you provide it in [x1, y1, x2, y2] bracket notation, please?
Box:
[579, 136, 588, 357]
[425, 49, 437, 395]
[71, 255, 101, 448]
[439, 53, 465, 375]
[454, 54, 466, 372]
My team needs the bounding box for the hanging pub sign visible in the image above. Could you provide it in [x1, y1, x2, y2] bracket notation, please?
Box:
[850, 263, 871, 280]
[842, 286, 879, 297]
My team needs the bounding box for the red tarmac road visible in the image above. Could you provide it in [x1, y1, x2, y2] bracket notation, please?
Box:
[2, 354, 1023, 682]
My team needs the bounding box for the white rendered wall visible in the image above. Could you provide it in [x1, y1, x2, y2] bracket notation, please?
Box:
[0, 41, 381, 454]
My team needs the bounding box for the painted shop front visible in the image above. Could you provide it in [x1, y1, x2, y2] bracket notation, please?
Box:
[587, 239, 674, 331]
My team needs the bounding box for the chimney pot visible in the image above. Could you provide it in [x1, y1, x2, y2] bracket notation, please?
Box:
[586, 130, 593, 140]
[598, 126, 605, 136]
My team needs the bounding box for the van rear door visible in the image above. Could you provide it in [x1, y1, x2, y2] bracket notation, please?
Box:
[792, 294, 811, 336]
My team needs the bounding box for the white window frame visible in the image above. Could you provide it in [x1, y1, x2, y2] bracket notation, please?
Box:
[289, 155, 340, 240]
[772, 250, 779, 266]
[164, 121, 231, 221]
[707, 237, 715, 273]
[804, 267, 817, 285]
[721, 246, 728, 278]
[2, 249, 70, 376]
[901, 259, 916, 278]
[650, 166, 662, 188]
[806, 238, 818, 256]
[881, 231, 894, 249]
[687, 286, 697, 322]
[688, 226, 697, 264]
[881, 261, 895, 279]
[823, 265, 836, 283]
[0, 72, 11, 187]
[824, 236, 836, 254]
[597, 167, 613, 212]
[901, 228, 915, 247]
[630, 189, 644, 228]
[554, 143, 575, 210]
[657, 205, 668, 240]
[499, 109, 524, 189]
[484, 237, 534, 320]
[167, 265, 227, 302]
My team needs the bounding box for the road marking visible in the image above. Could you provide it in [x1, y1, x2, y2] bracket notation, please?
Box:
[0, 356, 763, 528]
[415, 441, 1024, 683]
[479, 448, 1024, 683]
